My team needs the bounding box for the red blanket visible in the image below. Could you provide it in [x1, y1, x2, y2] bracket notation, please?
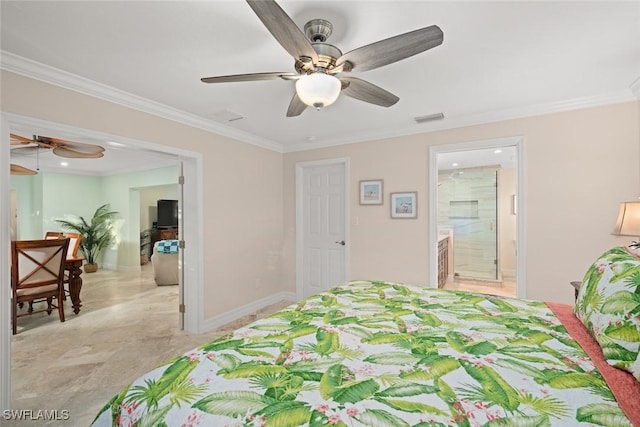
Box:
[548, 302, 640, 427]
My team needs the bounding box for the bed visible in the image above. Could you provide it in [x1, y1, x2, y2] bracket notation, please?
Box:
[92, 250, 640, 427]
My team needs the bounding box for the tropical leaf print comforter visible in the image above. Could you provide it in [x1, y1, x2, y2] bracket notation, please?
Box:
[92, 280, 633, 427]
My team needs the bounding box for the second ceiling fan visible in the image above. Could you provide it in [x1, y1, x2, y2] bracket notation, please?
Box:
[201, 0, 443, 117]
[10, 133, 105, 175]
[10, 133, 105, 159]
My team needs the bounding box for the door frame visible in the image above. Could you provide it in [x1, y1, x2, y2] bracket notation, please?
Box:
[295, 158, 350, 300]
[428, 136, 525, 297]
[0, 112, 204, 411]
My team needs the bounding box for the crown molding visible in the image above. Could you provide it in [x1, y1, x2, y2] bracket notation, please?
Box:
[284, 89, 638, 153]
[3, 51, 636, 155]
[0, 51, 284, 153]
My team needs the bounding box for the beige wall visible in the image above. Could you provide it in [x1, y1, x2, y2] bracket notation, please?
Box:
[2, 70, 284, 320]
[283, 101, 640, 304]
[3, 70, 638, 313]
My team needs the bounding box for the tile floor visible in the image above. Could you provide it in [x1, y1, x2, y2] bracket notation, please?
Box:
[9, 264, 290, 426]
[443, 277, 517, 298]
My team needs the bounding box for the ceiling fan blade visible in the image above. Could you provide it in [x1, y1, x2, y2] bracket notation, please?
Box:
[52, 147, 104, 159]
[47, 137, 105, 155]
[10, 146, 46, 155]
[336, 25, 443, 72]
[340, 77, 399, 107]
[286, 93, 307, 117]
[10, 133, 33, 145]
[10, 164, 37, 175]
[246, 0, 318, 64]
[202, 72, 297, 84]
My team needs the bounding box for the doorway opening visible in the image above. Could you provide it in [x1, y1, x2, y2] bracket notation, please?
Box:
[1, 112, 204, 410]
[428, 137, 525, 298]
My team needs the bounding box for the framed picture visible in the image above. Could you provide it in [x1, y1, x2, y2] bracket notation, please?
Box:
[391, 192, 417, 218]
[360, 180, 383, 205]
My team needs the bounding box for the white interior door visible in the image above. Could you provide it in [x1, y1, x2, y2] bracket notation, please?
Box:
[298, 160, 348, 299]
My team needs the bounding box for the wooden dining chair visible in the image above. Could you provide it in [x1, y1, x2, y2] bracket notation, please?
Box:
[62, 233, 82, 300]
[64, 233, 82, 259]
[22, 232, 81, 308]
[11, 238, 70, 335]
[44, 231, 64, 240]
[17, 234, 57, 311]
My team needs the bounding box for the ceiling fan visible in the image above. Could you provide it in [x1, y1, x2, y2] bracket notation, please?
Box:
[10, 133, 105, 175]
[201, 0, 443, 117]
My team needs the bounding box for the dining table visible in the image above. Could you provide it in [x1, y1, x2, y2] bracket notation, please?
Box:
[65, 256, 84, 314]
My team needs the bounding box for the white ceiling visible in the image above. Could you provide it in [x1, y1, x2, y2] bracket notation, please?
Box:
[2, 0, 639, 175]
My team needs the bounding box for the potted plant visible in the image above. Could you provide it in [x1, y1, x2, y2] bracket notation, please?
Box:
[56, 204, 119, 273]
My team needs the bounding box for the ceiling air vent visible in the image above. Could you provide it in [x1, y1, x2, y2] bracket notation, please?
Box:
[211, 109, 245, 122]
[414, 112, 444, 124]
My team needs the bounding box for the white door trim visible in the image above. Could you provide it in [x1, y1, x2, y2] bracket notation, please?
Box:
[180, 154, 204, 334]
[428, 136, 526, 298]
[295, 157, 350, 300]
[0, 112, 205, 411]
[1, 114, 11, 411]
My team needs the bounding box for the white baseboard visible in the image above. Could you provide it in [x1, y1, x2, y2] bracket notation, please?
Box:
[200, 291, 298, 333]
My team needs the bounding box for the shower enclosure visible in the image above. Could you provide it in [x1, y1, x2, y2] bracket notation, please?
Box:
[438, 167, 498, 280]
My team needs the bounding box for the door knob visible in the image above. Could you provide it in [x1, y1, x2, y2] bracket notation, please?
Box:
[335, 240, 346, 246]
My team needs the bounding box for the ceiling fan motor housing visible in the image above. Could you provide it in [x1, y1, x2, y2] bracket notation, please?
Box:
[312, 42, 342, 65]
[304, 19, 332, 42]
[294, 19, 343, 74]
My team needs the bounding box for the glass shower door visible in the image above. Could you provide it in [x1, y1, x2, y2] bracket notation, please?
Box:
[438, 168, 498, 280]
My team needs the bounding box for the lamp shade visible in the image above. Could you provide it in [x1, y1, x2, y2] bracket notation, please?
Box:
[613, 201, 640, 236]
[295, 73, 341, 110]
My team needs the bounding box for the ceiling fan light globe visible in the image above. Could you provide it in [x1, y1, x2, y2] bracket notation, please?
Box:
[295, 73, 341, 109]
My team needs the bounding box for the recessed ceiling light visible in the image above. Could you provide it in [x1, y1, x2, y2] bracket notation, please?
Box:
[452, 162, 459, 167]
[494, 149, 503, 154]
[60, 162, 68, 167]
[107, 141, 126, 148]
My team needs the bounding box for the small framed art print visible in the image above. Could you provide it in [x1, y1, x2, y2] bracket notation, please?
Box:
[391, 192, 417, 218]
[360, 180, 383, 205]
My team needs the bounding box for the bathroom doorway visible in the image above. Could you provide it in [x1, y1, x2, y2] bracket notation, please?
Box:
[428, 137, 524, 298]
[439, 167, 499, 280]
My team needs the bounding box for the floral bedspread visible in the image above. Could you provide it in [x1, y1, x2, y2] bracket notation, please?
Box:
[92, 280, 632, 427]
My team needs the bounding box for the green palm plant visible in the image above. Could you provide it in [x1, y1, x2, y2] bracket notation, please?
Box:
[56, 204, 118, 270]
